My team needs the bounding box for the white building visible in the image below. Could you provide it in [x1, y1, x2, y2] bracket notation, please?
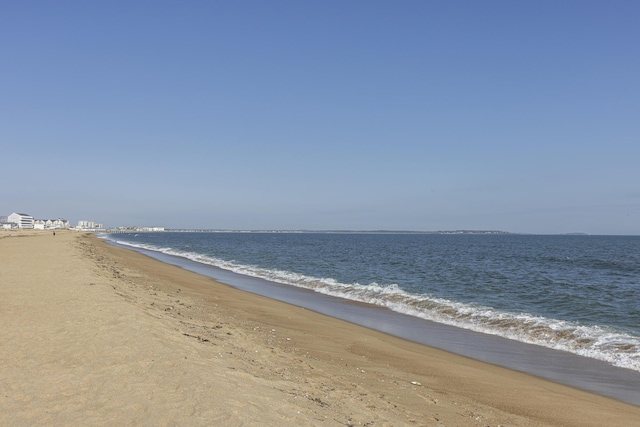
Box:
[140, 227, 165, 232]
[77, 220, 103, 230]
[8, 212, 34, 229]
[45, 218, 69, 229]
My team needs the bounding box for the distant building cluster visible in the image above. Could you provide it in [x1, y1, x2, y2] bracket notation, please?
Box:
[0, 212, 170, 233]
[77, 220, 104, 230]
[1, 211, 168, 233]
[0, 211, 110, 232]
[1, 212, 70, 230]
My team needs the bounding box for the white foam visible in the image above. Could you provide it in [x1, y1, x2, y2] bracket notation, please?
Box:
[108, 236, 640, 372]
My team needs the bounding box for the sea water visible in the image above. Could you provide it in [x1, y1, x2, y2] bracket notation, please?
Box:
[106, 232, 640, 374]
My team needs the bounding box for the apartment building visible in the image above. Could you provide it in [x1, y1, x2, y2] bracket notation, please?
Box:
[8, 212, 34, 229]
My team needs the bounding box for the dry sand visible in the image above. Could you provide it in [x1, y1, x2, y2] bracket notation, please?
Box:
[1, 230, 639, 426]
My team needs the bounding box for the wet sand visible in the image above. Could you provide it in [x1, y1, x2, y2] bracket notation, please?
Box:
[123, 241, 640, 406]
[2, 230, 639, 426]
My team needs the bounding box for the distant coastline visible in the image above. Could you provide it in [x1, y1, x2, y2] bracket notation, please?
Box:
[111, 228, 513, 235]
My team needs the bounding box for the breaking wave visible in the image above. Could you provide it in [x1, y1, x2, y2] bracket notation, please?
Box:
[111, 238, 640, 372]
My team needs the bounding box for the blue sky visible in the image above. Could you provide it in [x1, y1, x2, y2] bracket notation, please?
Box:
[2, 1, 639, 234]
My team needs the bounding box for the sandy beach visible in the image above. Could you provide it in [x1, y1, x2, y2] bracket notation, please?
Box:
[2, 231, 639, 426]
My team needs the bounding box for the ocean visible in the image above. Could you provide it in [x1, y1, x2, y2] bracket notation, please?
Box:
[105, 232, 639, 374]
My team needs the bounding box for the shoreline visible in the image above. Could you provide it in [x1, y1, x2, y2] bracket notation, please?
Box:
[110, 237, 640, 405]
[2, 231, 640, 426]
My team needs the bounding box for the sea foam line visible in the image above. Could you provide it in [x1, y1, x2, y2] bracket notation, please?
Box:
[111, 238, 640, 372]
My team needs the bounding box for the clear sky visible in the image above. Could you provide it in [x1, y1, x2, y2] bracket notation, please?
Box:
[2, 1, 639, 234]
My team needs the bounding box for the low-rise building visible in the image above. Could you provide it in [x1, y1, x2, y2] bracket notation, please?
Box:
[34, 218, 70, 230]
[140, 227, 165, 232]
[77, 220, 104, 230]
[50, 218, 69, 229]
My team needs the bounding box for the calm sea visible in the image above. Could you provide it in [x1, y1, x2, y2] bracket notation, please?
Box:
[105, 232, 640, 373]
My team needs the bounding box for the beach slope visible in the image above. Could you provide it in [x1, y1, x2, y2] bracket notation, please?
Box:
[1, 231, 639, 426]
